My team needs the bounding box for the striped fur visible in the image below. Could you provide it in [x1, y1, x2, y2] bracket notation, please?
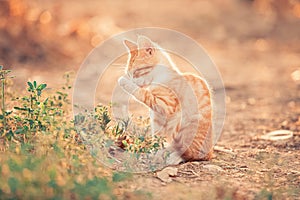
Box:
[118, 36, 213, 165]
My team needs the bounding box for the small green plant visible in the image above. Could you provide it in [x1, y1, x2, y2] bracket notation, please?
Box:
[95, 104, 112, 131]
[94, 105, 165, 154]
[0, 72, 75, 144]
[0, 66, 14, 138]
[11, 81, 58, 143]
[53, 72, 73, 108]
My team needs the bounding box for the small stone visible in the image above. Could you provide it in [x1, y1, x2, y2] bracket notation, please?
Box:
[247, 98, 256, 105]
[291, 69, 300, 83]
[296, 117, 300, 125]
[240, 102, 247, 110]
[281, 120, 288, 126]
[226, 96, 231, 104]
[288, 101, 295, 108]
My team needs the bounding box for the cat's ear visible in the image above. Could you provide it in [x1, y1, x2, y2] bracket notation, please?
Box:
[123, 40, 137, 52]
[137, 36, 155, 56]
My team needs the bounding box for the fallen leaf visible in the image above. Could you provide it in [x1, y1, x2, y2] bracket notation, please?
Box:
[260, 130, 293, 141]
[156, 167, 178, 183]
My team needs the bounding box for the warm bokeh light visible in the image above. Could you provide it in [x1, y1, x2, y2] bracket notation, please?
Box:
[39, 10, 52, 24]
[254, 39, 269, 51]
[291, 69, 300, 82]
[75, 20, 91, 38]
[292, 3, 300, 18]
[9, 0, 25, 16]
[26, 8, 40, 22]
[90, 34, 103, 47]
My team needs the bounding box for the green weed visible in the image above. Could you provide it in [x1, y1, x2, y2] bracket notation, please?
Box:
[94, 105, 165, 154]
[0, 67, 152, 199]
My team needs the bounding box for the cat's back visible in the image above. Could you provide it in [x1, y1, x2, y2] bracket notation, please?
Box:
[182, 73, 211, 98]
[182, 73, 212, 115]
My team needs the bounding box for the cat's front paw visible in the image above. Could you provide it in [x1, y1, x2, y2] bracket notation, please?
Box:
[154, 149, 184, 166]
[118, 76, 129, 87]
[118, 76, 139, 94]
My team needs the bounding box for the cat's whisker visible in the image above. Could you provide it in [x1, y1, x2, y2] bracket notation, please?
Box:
[115, 69, 127, 74]
[111, 64, 126, 71]
[111, 63, 126, 67]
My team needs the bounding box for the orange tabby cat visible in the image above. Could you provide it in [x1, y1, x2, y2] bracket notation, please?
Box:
[118, 36, 213, 165]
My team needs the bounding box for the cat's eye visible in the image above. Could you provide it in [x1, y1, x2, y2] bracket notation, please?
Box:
[146, 48, 153, 55]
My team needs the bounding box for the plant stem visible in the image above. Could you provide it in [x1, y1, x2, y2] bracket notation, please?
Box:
[1, 72, 6, 135]
[30, 94, 33, 119]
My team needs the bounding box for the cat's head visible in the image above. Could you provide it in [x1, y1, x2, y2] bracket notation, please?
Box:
[123, 36, 175, 87]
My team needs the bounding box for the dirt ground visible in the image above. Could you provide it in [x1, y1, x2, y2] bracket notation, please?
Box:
[1, 0, 300, 199]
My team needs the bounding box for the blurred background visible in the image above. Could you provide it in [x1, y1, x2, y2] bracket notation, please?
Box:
[1, 0, 300, 90]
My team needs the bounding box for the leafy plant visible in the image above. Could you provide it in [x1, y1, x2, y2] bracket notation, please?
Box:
[94, 105, 165, 154]
[95, 104, 111, 131]
[0, 71, 76, 144]
[0, 68, 154, 199]
[11, 81, 59, 143]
